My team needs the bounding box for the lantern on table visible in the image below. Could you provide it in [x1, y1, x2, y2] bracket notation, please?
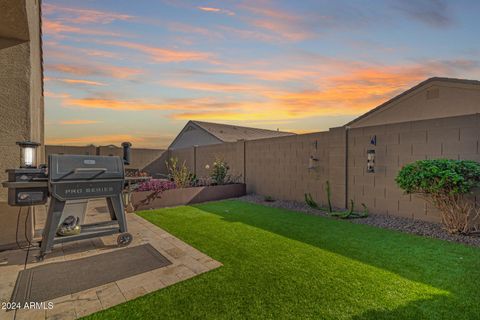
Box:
[16, 141, 40, 168]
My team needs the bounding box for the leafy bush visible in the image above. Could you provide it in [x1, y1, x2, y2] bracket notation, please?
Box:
[166, 157, 191, 188]
[264, 195, 275, 202]
[210, 157, 230, 185]
[396, 159, 480, 234]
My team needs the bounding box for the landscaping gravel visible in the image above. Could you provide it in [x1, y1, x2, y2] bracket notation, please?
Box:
[238, 194, 480, 248]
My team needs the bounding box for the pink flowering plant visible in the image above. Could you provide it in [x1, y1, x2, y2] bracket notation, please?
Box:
[133, 179, 176, 210]
[136, 179, 175, 192]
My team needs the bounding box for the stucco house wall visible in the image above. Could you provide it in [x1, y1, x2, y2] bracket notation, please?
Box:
[169, 123, 222, 150]
[0, 0, 43, 250]
[348, 78, 480, 128]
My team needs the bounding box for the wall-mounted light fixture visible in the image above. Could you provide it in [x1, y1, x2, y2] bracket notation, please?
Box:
[308, 155, 319, 170]
[16, 141, 40, 168]
[367, 149, 375, 173]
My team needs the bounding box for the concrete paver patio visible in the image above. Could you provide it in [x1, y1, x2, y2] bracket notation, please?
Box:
[0, 200, 221, 320]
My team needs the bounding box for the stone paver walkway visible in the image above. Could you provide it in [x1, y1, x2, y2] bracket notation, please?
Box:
[0, 200, 221, 320]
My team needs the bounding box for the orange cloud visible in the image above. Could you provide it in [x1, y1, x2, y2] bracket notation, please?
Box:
[43, 4, 134, 24]
[209, 66, 321, 81]
[62, 96, 246, 112]
[63, 98, 170, 111]
[239, 2, 313, 41]
[43, 20, 121, 37]
[159, 80, 271, 93]
[59, 119, 102, 125]
[44, 91, 71, 99]
[47, 134, 143, 146]
[47, 64, 144, 79]
[198, 6, 235, 16]
[104, 41, 212, 62]
[167, 64, 431, 121]
[45, 77, 106, 86]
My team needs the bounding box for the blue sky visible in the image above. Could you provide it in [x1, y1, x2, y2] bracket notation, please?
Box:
[43, 0, 480, 148]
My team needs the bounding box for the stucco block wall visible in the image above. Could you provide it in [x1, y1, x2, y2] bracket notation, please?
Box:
[162, 114, 480, 223]
[170, 147, 195, 173]
[246, 132, 333, 205]
[195, 142, 245, 181]
[348, 114, 480, 223]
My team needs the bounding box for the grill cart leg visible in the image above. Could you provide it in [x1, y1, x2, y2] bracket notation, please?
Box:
[38, 198, 65, 260]
[107, 195, 128, 233]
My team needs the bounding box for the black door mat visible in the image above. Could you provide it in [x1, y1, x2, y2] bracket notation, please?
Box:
[11, 244, 171, 305]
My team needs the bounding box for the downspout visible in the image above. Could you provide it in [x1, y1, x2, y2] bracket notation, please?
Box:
[344, 126, 350, 209]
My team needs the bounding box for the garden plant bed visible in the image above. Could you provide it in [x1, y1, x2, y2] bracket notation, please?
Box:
[87, 200, 480, 319]
[239, 194, 480, 248]
[132, 183, 246, 210]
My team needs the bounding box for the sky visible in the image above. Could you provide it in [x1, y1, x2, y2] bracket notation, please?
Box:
[43, 0, 480, 149]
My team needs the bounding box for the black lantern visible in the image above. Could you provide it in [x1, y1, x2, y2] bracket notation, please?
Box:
[16, 141, 40, 168]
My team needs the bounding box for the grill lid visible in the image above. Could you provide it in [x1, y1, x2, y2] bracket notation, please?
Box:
[48, 155, 125, 182]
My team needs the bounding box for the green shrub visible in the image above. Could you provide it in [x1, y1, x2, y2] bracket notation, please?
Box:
[264, 195, 275, 202]
[211, 157, 230, 185]
[396, 159, 480, 234]
[165, 157, 191, 188]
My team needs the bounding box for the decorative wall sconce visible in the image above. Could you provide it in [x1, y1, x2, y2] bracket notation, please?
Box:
[16, 141, 40, 168]
[367, 149, 375, 173]
[308, 156, 319, 170]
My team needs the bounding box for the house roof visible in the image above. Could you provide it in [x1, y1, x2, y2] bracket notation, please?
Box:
[345, 77, 480, 127]
[190, 120, 295, 142]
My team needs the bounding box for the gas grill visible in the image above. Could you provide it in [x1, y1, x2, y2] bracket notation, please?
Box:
[3, 142, 133, 260]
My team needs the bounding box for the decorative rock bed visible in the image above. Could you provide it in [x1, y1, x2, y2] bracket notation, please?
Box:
[238, 194, 480, 248]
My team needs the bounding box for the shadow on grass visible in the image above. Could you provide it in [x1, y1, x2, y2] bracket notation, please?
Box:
[192, 200, 480, 319]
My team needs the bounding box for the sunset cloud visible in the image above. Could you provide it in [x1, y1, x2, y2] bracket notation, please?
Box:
[45, 77, 106, 86]
[43, 20, 121, 37]
[104, 41, 213, 62]
[198, 6, 235, 16]
[47, 63, 144, 79]
[47, 134, 143, 146]
[159, 80, 270, 93]
[42, 3, 134, 24]
[63, 98, 170, 111]
[239, 1, 314, 41]
[44, 91, 71, 99]
[59, 119, 102, 125]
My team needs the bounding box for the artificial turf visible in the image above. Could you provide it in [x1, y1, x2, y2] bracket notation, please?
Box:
[86, 200, 480, 319]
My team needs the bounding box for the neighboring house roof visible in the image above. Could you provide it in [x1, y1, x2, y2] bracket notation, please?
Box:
[345, 77, 480, 127]
[192, 120, 294, 142]
[168, 120, 295, 149]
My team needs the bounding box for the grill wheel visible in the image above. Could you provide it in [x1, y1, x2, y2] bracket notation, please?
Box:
[117, 233, 133, 247]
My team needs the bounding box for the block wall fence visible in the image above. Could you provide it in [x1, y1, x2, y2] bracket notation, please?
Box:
[147, 114, 480, 223]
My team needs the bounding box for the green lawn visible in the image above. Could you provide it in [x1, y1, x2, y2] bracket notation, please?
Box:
[86, 200, 480, 319]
